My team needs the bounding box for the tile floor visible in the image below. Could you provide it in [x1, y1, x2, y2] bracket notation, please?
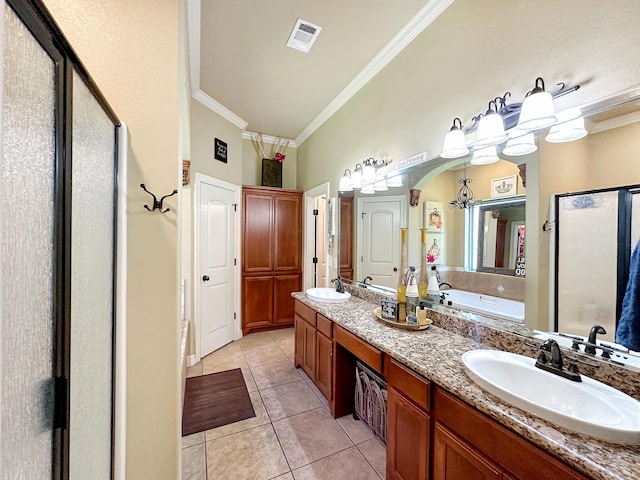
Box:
[182, 328, 386, 480]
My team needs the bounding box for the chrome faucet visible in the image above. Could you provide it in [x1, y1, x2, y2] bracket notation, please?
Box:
[535, 339, 581, 382]
[585, 325, 606, 355]
[331, 278, 345, 293]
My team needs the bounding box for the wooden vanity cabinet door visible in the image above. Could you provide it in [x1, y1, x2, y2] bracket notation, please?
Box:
[273, 274, 301, 324]
[294, 315, 305, 368]
[302, 320, 316, 379]
[386, 388, 430, 480]
[315, 331, 332, 401]
[273, 194, 302, 272]
[433, 423, 501, 480]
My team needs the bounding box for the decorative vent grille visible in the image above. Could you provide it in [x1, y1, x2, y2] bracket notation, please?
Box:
[286, 18, 322, 53]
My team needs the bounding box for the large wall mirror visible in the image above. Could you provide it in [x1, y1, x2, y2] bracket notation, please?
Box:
[337, 84, 640, 367]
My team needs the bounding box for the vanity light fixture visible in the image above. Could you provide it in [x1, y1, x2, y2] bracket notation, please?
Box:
[475, 100, 507, 148]
[441, 117, 469, 158]
[360, 183, 375, 194]
[503, 131, 537, 156]
[386, 171, 403, 187]
[439, 78, 579, 159]
[545, 108, 588, 143]
[373, 177, 388, 192]
[339, 169, 353, 192]
[470, 145, 500, 165]
[517, 77, 557, 131]
[350, 164, 363, 189]
[362, 158, 377, 181]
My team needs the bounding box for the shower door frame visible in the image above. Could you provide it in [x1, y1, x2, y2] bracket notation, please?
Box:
[5, 1, 121, 479]
[552, 183, 640, 333]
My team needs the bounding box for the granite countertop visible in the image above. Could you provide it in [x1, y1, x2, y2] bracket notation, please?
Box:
[292, 292, 640, 480]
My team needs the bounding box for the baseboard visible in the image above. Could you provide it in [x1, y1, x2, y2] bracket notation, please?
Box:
[187, 354, 197, 367]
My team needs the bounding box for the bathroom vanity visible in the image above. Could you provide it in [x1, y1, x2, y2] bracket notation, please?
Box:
[292, 292, 640, 480]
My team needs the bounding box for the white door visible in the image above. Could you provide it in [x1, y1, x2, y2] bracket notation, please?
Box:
[197, 177, 238, 356]
[358, 196, 405, 287]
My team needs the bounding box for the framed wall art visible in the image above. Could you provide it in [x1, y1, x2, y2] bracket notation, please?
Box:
[490, 174, 517, 198]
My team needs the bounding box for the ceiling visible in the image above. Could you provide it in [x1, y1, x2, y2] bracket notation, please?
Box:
[191, 0, 451, 144]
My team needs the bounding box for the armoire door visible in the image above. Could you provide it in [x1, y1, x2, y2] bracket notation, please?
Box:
[243, 190, 274, 273]
[274, 193, 302, 271]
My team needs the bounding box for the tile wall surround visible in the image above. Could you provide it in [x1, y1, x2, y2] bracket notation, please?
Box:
[439, 269, 525, 302]
[293, 292, 640, 480]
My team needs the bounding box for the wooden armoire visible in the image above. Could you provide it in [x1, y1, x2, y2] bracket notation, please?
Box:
[242, 186, 302, 335]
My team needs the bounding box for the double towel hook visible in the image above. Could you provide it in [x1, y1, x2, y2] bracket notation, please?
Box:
[140, 184, 178, 213]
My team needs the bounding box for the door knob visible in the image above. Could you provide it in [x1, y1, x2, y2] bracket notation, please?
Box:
[393, 267, 398, 272]
[202, 275, 210, 281]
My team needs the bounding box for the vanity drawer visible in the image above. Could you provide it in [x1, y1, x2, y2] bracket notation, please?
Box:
[334, 325, 382, 373]
[294, 300, 316, 327]
[388, 358, 431, 411]
[316, 313, 333, 338]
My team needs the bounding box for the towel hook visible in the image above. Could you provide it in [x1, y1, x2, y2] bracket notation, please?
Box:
[140, 184, 178, 213]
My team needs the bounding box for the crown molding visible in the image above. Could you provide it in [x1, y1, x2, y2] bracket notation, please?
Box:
[295, 0, 454, 146]
[187, 0, 248, 130]
[242, 131, 297, 148]
[193, 90, 248, 130]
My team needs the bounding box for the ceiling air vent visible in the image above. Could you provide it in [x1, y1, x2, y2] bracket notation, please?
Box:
[286, 18, 322, 53]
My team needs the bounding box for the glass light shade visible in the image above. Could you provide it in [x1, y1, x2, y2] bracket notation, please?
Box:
[475, 113, 507, 148]
[517, 91, 557, 131]
[360, 183, 375, 194]
[440, 128, 469, 158]
[373, 178, 388, 192]
[338, 173, 352, 192]
[386, 171, 403, 187]
[350, 167, 362, 189]
[470, 145, 500, 165]
[503, 132, 537, 156]
[545, 108, 587, 143]
[363, 163, 376, 181]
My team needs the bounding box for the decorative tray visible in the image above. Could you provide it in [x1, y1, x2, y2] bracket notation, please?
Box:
[373, 307, 431, 331]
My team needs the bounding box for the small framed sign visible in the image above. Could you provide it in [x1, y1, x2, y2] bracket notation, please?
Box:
[490, 174, 517, 197]
[214, 138, 228, 163]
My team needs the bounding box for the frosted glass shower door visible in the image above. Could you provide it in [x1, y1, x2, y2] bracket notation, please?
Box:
[68, 70, 116, 480]
[556, 191, 619, 341]
[0, 4, 56, 478]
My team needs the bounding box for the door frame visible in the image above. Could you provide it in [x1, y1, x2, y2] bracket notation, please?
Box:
[356, 195, 407, 285]
[193, 173, 241, 362]
[303, 182, 330, 290]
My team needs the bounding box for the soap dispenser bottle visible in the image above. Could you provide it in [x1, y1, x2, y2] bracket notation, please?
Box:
[427, 266, 440, 301]
[405, 266, 419, 320]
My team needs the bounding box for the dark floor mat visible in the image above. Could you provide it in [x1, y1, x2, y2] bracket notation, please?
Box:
[182, 368, 255, 436]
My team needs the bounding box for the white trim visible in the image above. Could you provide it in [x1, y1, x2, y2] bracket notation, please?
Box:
[303, 183, 330, 290]
[193, 90, 248, 130]
[294, 0, 454, 145]
[187, 0, 248, 130]
[114, 123, 128, 480]
[242, 130, 297, 148]
[187, 353, 197, 368]
[193, 173, 242, 362]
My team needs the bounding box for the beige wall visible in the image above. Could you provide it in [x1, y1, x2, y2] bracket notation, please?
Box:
[42, 0, 181, 478]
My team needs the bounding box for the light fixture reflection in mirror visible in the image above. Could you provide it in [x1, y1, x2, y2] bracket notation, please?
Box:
[546, 108, 588, 143]
[503, 132, 537, 156]
[471, 145, 499, 165]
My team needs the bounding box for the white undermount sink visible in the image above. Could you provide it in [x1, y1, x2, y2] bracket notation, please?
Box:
[462, 349, 640, 445]
[305, 287, 351, 303]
